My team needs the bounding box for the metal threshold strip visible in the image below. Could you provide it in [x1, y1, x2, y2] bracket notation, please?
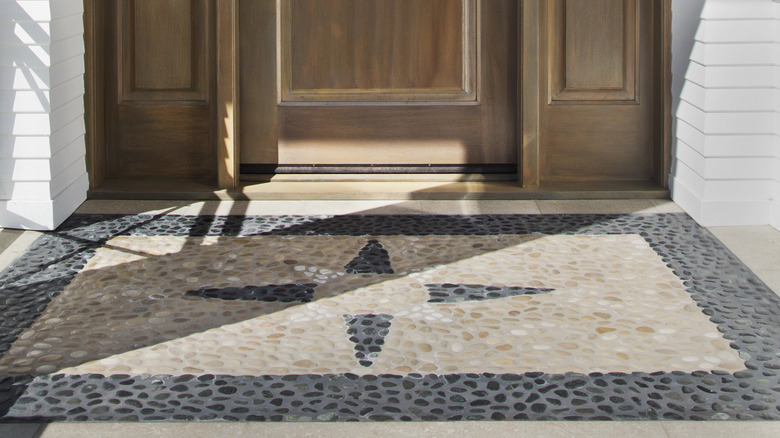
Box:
[240, 164, 519, 175]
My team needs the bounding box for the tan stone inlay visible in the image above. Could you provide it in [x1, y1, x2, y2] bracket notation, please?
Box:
[0, 235, 533, 375]
[1, 235, 744, 376]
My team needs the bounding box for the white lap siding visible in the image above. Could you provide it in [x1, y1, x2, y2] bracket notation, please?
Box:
[0, 0, 87, 230]
[671, 0, 780, 229]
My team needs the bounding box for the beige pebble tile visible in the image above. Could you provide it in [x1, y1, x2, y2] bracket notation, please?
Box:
[5, 233, 745, 377]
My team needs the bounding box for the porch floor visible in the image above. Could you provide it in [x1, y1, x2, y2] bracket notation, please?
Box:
[1, 200, 779, 437]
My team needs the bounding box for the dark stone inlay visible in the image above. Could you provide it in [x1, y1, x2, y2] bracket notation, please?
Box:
[4, 370, 779, 422]
[426, 283, 555, 303]
[185, 283, 318, 303]
[344, 240, 395, 274]
[343, 314, 394, 367]
[1, 213, 780, 422]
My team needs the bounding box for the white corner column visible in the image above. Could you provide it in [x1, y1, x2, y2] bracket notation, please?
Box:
[670, 0, 780, 229]
[0, 0, 88, 230]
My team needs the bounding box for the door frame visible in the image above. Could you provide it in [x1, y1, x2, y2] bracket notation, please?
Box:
[519, 0, 672, 189]
[83, 0, 672, 191]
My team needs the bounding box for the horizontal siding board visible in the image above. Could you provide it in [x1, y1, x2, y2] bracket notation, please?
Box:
[671, 0, 706, 17]
[0, 199, 55, 229]
[0, 66, 50, 90]
[703, 180, 774, 202]
[51, 172, 88, 228]
[704, 112, 776, 135]
[50, 54, 84, 87]
[698, 20, 775, 43]
[703, 65, 778, 88]
[690, 42, 776, 66]
[50, 75, 82, 111]
[0, 135, 51, 159]
[0, 43, 49, 67]
[0, 157, 51, 181]
[0, 21, 51, 45]
[673, 119, 707, 154]
[50, 12, 83, 40]
[700, 0, 775, 20]
[50, 0, 83, 20]
[49, 154, 85, 199]
[675, 140, 706, 177]
[0, 0, 52, 21]
[703, 134, 776, 157]
[0, 113, 50, 136]
[705, 157, 774, 180]
[675, 100, 706, 133]
[49, 96, 83, 134]
[50, 136, 84, 178]
[704, 88, 775, 112]
[50, 114, 84, 152]
[676, 80, 706, 110]
[673, 161, 706, 197]
[670, 176, 704, 223]
[0, 89, 50, 112]
[50, 34, 83, 66]
[0, 180, 50, 200]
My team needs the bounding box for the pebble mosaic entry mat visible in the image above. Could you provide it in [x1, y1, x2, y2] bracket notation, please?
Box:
[0, 213, 779, 422]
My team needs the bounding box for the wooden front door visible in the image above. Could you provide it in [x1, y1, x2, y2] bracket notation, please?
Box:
[239, 0, 518, 171]
[87, 0, 671, 190]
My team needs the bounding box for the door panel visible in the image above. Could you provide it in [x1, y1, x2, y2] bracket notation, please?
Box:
[280, 0, 476, 103]
[130, 0, 195, 93]
[240, 0, 517, 167]
[536, 0, 657, 184]
[551, 0, 638, 102]
[105, 0, 216, 180]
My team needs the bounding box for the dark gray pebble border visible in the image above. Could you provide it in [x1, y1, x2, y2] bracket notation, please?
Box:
[1, 213, 779, 422]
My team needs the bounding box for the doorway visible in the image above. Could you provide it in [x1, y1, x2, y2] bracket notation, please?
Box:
[84, 0, 671, 193]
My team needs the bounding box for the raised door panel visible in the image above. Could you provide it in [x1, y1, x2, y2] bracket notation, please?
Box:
[240, 0, 518, 167]
[550, 0, 639, 102]
[537, 0, 657, 184]
[121, 0, 208, 102]
[106, 0, 216, 180]
[280, 0, 476, 103]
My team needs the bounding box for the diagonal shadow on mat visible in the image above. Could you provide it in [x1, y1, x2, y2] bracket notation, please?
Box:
[0, 213, 610, 417]
[0, 226, 541, 377]
[7, 211, 643, 378]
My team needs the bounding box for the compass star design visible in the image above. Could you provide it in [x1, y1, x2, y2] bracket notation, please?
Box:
[185, 239, 556, 367]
